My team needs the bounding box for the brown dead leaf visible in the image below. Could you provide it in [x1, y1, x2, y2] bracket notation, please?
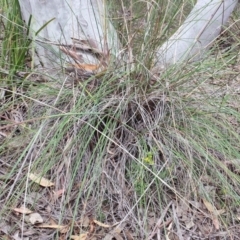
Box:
[71, 63, 100, 72]
[13, 207, 33, 214]
[202, 198, 215, 213]
[186, 220, 195, 229]
[38, 224, 67, 230]
[202, 198, 225, 216]
[28, 173, 54, 187]
[202, 199, 224, 230]
[81, 216, 90, 227]
[71, 233, 88, 240]
[29, 212, 43, 224]
[39, 224, 69, 234]
[212, 216, 220, 230]
[93, 219, 111, 228]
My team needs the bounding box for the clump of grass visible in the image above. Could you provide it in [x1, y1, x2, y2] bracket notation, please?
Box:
[1, 0, 31, 76]
[1, 0, 240, 239]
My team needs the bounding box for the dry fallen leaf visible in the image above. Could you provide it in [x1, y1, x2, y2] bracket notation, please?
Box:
[81, 216, 90, 227]
[28, 173, 54, 187]
[93, 219, 111, 228]
[72, 63, 100, 72]
[39, 224, 69, 234]
[212, 216, 220, 230]
[202, 198, 215, 213]
[202, 198, 224, 230]
[38, 224, 66, 230]
[203, 198, 225, 215]
[29, 212, 43, 224]
[13, 207, 33, 214]
[186, 220, 195, 229]
[71, 233, 88, 240]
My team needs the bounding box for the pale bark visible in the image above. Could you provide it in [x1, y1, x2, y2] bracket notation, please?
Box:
[18, 0, 238, 72]
[153, 0, 238, 72]
[18, 0, 120, 69]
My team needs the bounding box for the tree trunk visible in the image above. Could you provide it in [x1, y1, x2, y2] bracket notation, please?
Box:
[152, 0, 238, 72]
[18, 0, 120, 70]
[18, 0, 237, 73]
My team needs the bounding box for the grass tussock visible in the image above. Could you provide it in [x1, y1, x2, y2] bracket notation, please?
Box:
[1, 0, 240, 239]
